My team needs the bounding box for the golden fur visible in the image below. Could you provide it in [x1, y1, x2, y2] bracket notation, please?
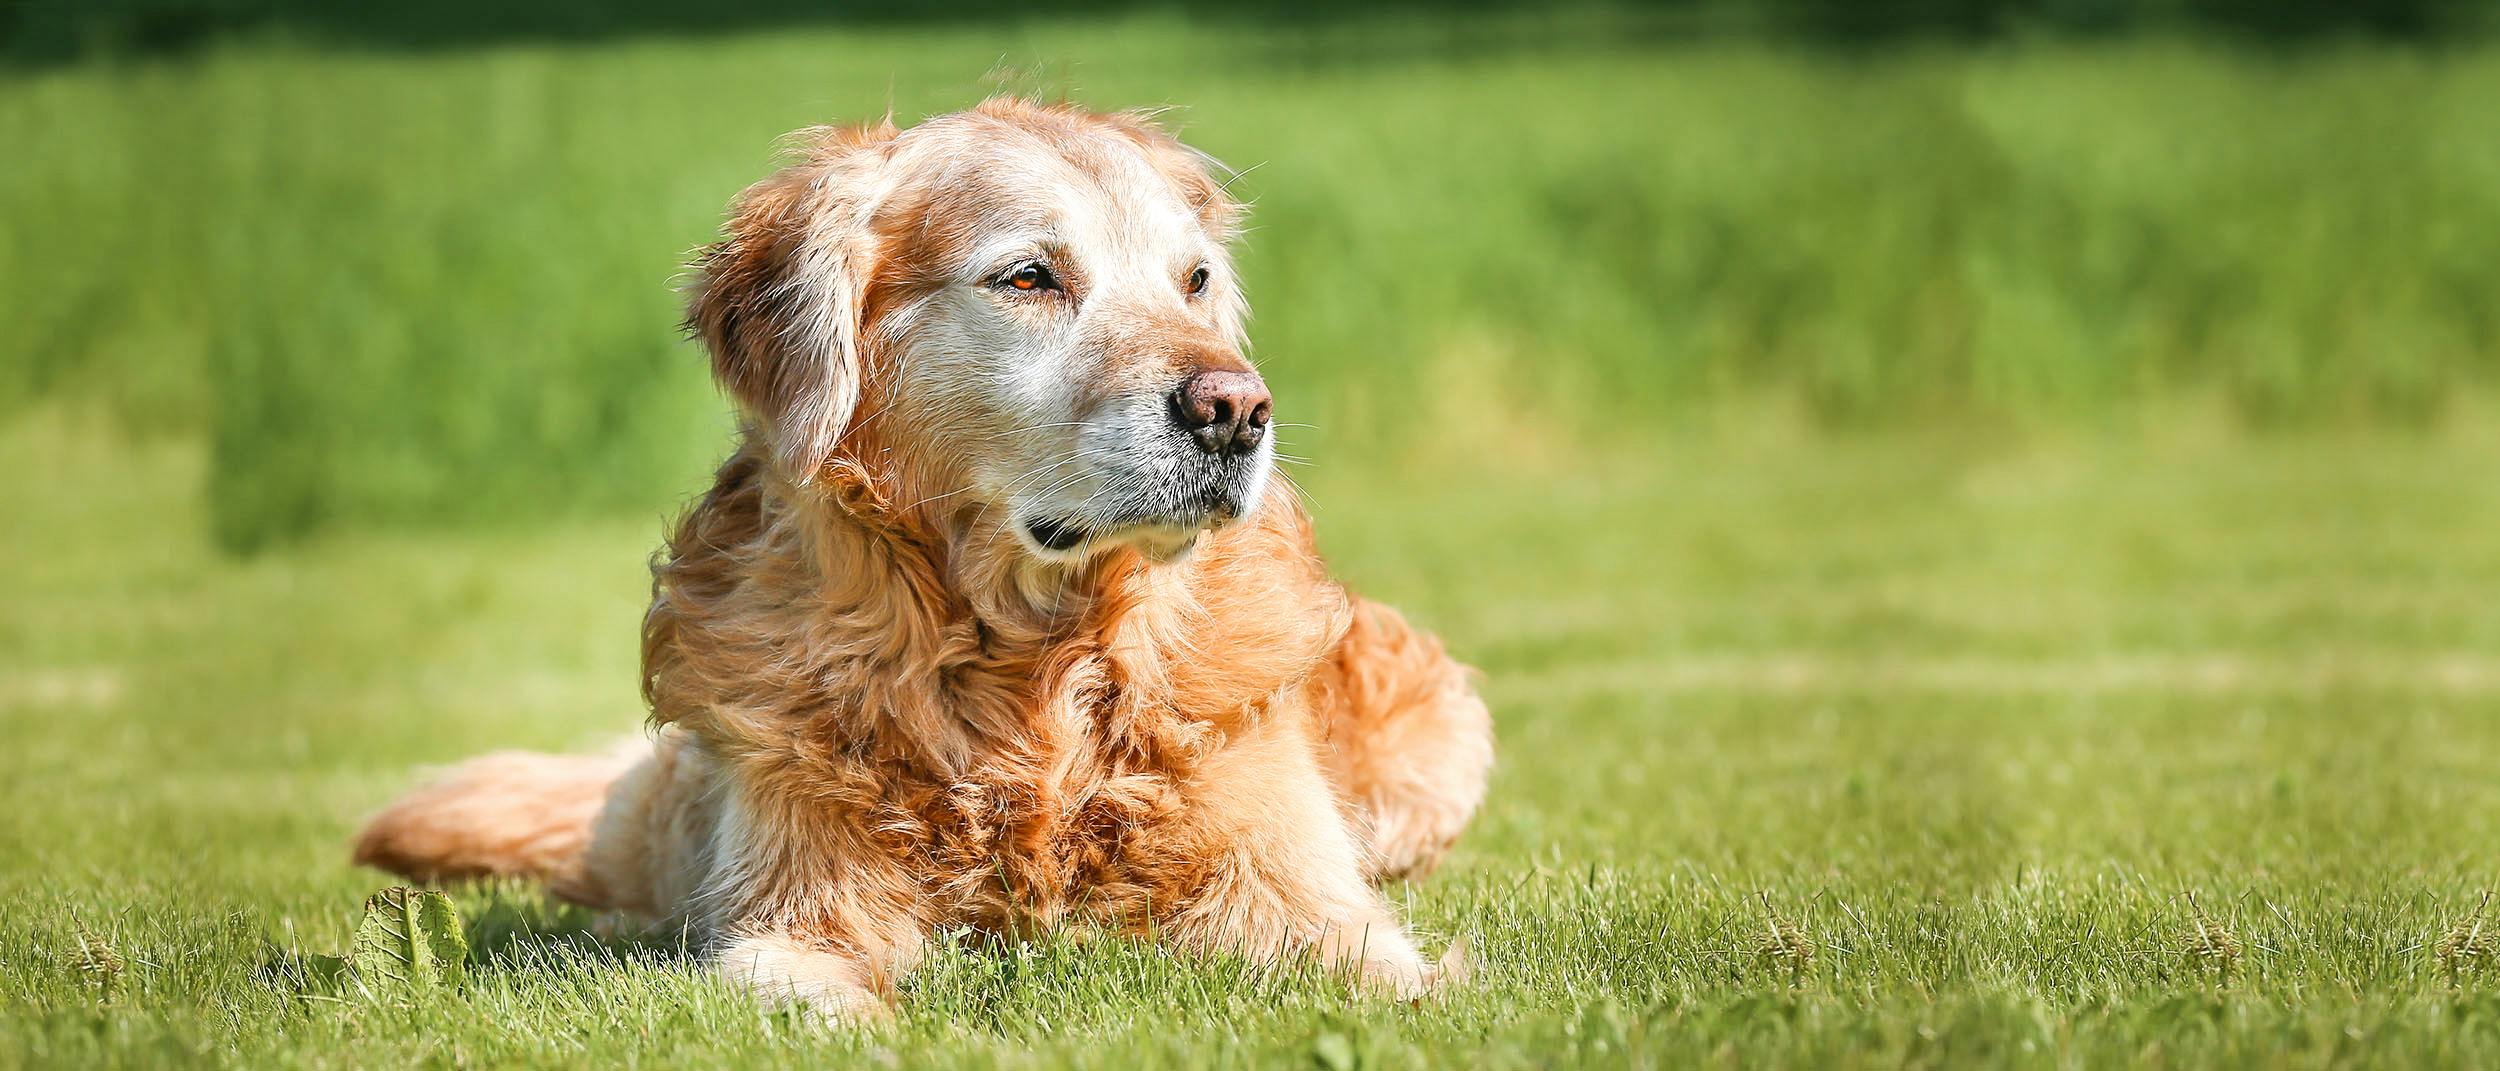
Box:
[354, 98, 1493, 1020]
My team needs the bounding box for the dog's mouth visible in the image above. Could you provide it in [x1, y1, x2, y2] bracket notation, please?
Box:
[1009, 431, 1269, 564]
[1025, 516, 1090, 552]
[1019, 494, 1244, 564]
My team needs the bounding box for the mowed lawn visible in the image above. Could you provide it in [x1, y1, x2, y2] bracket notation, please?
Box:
[3, 404, 2497, 1068]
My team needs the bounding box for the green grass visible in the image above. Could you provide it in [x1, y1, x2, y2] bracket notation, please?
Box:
[5, 400, 2499, 1068]
[8, 14, 2500, 1067]
[7, 22, 2500, 547]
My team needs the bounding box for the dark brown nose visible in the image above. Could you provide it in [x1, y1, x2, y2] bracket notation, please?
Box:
[1170, 369, 1272, 457]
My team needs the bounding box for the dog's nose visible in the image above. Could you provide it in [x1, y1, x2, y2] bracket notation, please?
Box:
[1171, 370, 1272, 456]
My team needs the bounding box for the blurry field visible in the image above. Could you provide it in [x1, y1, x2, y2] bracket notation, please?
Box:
[6, 20, 2500, 548]
[7, 13, 2500, 1070]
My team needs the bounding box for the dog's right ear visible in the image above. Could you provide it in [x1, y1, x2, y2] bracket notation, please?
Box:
[685, 122, 897, 480]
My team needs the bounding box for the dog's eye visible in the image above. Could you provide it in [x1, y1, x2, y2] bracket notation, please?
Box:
[1185, 266, 1210, 296]
[1000, 262, 1061, 293]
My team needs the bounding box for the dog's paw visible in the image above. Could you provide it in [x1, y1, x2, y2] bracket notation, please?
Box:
[715, 934, 892, 1027]
[1429, 934, 1474, 988]
[1356, 955, 1433, 1001]
[1358, 935, 1474, 1002]
[780, 989, 895, 1031]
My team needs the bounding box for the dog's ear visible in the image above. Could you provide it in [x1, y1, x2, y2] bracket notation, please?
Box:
[686, 123, 896, 479]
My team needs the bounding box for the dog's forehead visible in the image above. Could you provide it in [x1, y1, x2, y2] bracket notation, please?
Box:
[904, 118, 1208, 264]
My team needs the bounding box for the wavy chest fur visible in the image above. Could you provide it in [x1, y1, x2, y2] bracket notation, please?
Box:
[642, 448, 1347, 932]
[852, 667, 1230, 929]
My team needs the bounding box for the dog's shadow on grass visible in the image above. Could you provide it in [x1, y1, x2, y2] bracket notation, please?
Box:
[254, 884, 697, 999]
[457, 884, 697, 977]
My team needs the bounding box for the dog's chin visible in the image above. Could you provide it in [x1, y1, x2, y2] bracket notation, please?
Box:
[1012, 457, 1268, 567]
[1018, 513, 1231, 566]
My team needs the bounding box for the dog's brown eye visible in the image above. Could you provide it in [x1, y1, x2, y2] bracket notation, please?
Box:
[1002, 262, 1060, 293]
[1185, 266, 1210, 296]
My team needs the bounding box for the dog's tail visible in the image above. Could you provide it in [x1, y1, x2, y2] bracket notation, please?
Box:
[351, 742, 642, 906]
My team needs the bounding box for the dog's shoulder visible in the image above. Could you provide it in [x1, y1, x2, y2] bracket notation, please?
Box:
[661, 436, 772, 576]
[639, 436, 777, 719]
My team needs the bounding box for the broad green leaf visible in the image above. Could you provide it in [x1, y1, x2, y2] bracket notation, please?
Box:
[349, 887, 467, 996]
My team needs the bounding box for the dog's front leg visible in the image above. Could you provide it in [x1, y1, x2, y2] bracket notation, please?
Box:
[700, 783, 930, 1024]
[1157, 719, 1445, 999]
[712, 926, 908, 1022]
[1309, 596, 1494, 881]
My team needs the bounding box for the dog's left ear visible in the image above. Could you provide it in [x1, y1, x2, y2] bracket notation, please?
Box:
[685, 122, 897, 480]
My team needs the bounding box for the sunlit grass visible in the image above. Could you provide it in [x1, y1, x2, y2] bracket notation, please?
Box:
[5, 403, 2498, 1067]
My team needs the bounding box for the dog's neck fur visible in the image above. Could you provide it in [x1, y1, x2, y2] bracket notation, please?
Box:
[642, 440, 1349, 781]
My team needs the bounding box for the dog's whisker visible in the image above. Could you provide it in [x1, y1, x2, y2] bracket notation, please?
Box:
[896, 485, 978, 513]
[1216, 159, 1267, 196]
[981, 420, 1095, 441]
[1018, 467, 1111, 520]
[843, 390, 910, 436]
[1025, 458, 1113, 501]
[995, 446, 1125, 500]
[934, 443, 1135, 530]
[1272, 466, 1315, 507]
[898, 446, 1097, 514]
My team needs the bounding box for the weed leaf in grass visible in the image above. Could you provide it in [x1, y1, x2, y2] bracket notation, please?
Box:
[1756, 891, 1815, 988]
[350, 887, 467, 995]
[69, 921, 125, 999]
[2442, 892, 2496, 986]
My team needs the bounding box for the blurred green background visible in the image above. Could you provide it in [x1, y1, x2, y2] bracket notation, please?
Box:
[9, 4, 2500, 1068]
[7, 1, 2499, 549]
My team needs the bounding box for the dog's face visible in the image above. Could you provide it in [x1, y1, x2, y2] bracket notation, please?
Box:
[689, 100, 1270, 566]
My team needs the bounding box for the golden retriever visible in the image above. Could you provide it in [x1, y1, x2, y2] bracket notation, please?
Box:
[353, 97, 1494, 1021]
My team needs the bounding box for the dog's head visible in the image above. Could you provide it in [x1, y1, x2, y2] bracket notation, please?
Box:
[687, 98, 1268, 566]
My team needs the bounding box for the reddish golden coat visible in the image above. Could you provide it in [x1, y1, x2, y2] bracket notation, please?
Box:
[356, 98, 1493, 1020]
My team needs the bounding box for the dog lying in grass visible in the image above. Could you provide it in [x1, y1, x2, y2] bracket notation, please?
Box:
[353, 97, 1493, 1021]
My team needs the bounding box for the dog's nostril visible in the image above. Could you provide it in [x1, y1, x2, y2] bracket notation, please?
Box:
[1172, 369, 1273, 456]
[1175, 391, 1215, 429]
